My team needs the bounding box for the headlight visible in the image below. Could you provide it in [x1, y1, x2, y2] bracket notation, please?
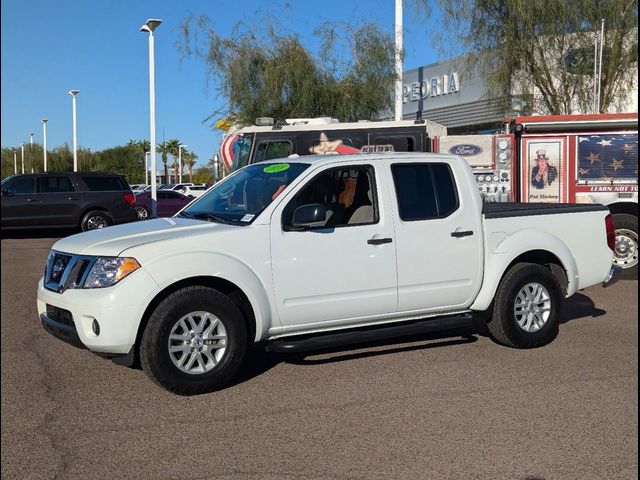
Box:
[83, 257, 141, 288]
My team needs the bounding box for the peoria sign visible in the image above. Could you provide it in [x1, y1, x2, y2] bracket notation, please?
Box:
[403, 72, 460, 103]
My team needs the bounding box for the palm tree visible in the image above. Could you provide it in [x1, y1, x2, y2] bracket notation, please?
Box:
[156, 141, 171, 183]
[165, 139, 181, 182]
[184, 151, 198, 182]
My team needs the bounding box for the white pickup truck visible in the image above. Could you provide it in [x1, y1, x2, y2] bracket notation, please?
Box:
[37, 153, 621, 395]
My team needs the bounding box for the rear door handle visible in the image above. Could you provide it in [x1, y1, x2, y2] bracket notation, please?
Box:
[68, 196, 80, 200]
[451, 230, 474, 238]
[26, 198, 39, 203]
[367, 237, 393, 245]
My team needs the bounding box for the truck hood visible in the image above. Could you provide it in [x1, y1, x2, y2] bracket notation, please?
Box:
[52, 218, 238, 257]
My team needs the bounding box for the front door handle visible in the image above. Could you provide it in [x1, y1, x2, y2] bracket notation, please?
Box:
[68, 196, 80, 201]
[451, 230, 474, 238]
[367, 237, 393, 245]
[26, 198, 39, 203]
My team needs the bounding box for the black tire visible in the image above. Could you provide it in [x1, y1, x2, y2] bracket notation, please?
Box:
[81, 210, 112, 231]
[140, 286, 248, 395]
[612, 213, 638, 280]
[487, 263, 562, 348]
[135, 205, 150, 221]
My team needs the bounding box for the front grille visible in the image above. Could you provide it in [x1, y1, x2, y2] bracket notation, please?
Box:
[46, 304, 74, 326]
[44, 251, 96, 293]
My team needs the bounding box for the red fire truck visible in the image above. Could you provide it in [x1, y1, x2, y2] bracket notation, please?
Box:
[513, 113, 638, 278]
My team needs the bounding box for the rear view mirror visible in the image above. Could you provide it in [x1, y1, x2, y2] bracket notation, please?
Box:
[292, 203, 327, 228]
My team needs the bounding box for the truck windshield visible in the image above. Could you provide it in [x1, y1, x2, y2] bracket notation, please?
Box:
[179, 162, 310, 225]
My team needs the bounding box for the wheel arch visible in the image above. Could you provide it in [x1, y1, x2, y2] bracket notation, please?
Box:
[607, 202, 638, 217]
[134, 275, 258, 356]
[471, 230, 577, 312]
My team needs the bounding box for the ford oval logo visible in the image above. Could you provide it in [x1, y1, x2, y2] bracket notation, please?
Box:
[449, 144, 483, 156]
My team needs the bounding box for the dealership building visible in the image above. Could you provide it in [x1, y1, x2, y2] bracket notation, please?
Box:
[401, 57, 639, 133]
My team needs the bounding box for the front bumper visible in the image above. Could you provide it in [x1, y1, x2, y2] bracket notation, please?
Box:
[602, 265, 623, 288]
[37, 267, 160, 354]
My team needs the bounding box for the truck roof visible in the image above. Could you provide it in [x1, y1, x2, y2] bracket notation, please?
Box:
[258, 151, 459, 166]
[237, 119, 448, 136]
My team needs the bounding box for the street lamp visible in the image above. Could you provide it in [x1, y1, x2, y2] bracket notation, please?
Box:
[41, 119, 48, 172]
[178, 144, 187, 183]
[20, 143, 25, 174]
[140, 18, 162, 217]
[145, 151, 151, 185]
[68, 90, 80, 171]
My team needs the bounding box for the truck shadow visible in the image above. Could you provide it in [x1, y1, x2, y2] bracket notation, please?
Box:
[230, 325, 481, 385]
[559, 292, 606, 324]
[231, 293, 606, 384]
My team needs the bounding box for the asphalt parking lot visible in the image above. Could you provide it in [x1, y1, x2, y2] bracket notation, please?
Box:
[1, 236, 638, 480]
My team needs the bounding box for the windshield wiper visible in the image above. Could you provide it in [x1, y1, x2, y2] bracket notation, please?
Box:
[185, 212, 244, 225]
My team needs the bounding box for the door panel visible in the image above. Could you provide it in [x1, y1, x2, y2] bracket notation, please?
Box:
[270, 164, 397, 329]
[389, 162, 483, 312]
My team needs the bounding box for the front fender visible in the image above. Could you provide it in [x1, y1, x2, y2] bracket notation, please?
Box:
[470, 229, 578, 311]
[139, 251, 275, 342]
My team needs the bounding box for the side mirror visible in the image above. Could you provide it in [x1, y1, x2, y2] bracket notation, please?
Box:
[292, 203, 327, 228]
[1, 188, 12, 196]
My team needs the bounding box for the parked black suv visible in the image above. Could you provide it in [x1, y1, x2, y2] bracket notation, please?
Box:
[1, 172, 137, 231]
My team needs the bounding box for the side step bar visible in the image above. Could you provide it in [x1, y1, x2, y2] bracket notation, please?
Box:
[265, 314, 474, 354]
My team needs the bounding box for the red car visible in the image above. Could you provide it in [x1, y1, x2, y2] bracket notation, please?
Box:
[135, 190, 193, 220]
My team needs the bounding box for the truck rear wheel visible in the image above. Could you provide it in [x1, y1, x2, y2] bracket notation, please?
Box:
[140, 286, 248, 395]
[487, 263, 562, 348]
[612, 213, 638, 280]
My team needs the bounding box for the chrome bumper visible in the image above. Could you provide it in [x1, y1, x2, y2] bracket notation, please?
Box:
[602, 266, 623, 288]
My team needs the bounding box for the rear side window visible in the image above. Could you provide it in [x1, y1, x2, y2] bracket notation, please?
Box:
[391, 163, 459, 221]
[39, 176, 74, 193]
[81, 176, 127, 191]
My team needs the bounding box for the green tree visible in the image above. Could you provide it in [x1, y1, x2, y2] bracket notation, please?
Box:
[434, 0, 638, 114]
[191, 165, 213, 185]
[96, 145, 144, 184]
[184, 150, 198, 182]
[156, 141, 171, 184]
[165, 139, 181, 182]
[178, 15, 397, 125]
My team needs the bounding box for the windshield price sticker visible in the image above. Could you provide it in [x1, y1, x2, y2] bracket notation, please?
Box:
[241, 214, 255, 222]
[263, 163, 290, 173]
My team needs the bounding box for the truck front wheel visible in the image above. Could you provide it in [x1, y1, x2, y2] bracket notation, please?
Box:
[487, 263, 562, 348]
[140, 286, 248, 395]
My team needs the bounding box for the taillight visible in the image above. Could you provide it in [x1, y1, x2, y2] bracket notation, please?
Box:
[605, 214, 616, 251]
[123, 192, 136, 206]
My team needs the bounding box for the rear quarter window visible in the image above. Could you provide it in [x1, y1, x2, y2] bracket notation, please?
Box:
[81, 176, 128, 191]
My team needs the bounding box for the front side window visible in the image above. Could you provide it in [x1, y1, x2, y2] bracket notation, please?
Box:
[282, 165, 377, 229]
[38, 176, 74, 193]
[4, 176, 36, 194]
[180, 162, 310, 224]
[391, 163, 459, 221]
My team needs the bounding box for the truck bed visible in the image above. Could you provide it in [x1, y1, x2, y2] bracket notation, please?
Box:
[482, 202, 609, 219]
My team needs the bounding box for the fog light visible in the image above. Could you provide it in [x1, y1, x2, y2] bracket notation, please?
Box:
[92, 319, 100, 336]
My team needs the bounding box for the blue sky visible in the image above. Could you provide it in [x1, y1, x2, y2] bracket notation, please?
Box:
[1, 0, 452, 170]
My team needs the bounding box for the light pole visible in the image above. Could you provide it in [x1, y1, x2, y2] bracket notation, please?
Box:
[141, 18, 162, 217]
[68, 90, 80, 171]
[145, 151, 151, 185]
[41, 119, 48, 172]
[20, 143, 25, 174]
[394, 0, 403, 121]
[29, 133, 34, 173]
[178, 144, 187, 183]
